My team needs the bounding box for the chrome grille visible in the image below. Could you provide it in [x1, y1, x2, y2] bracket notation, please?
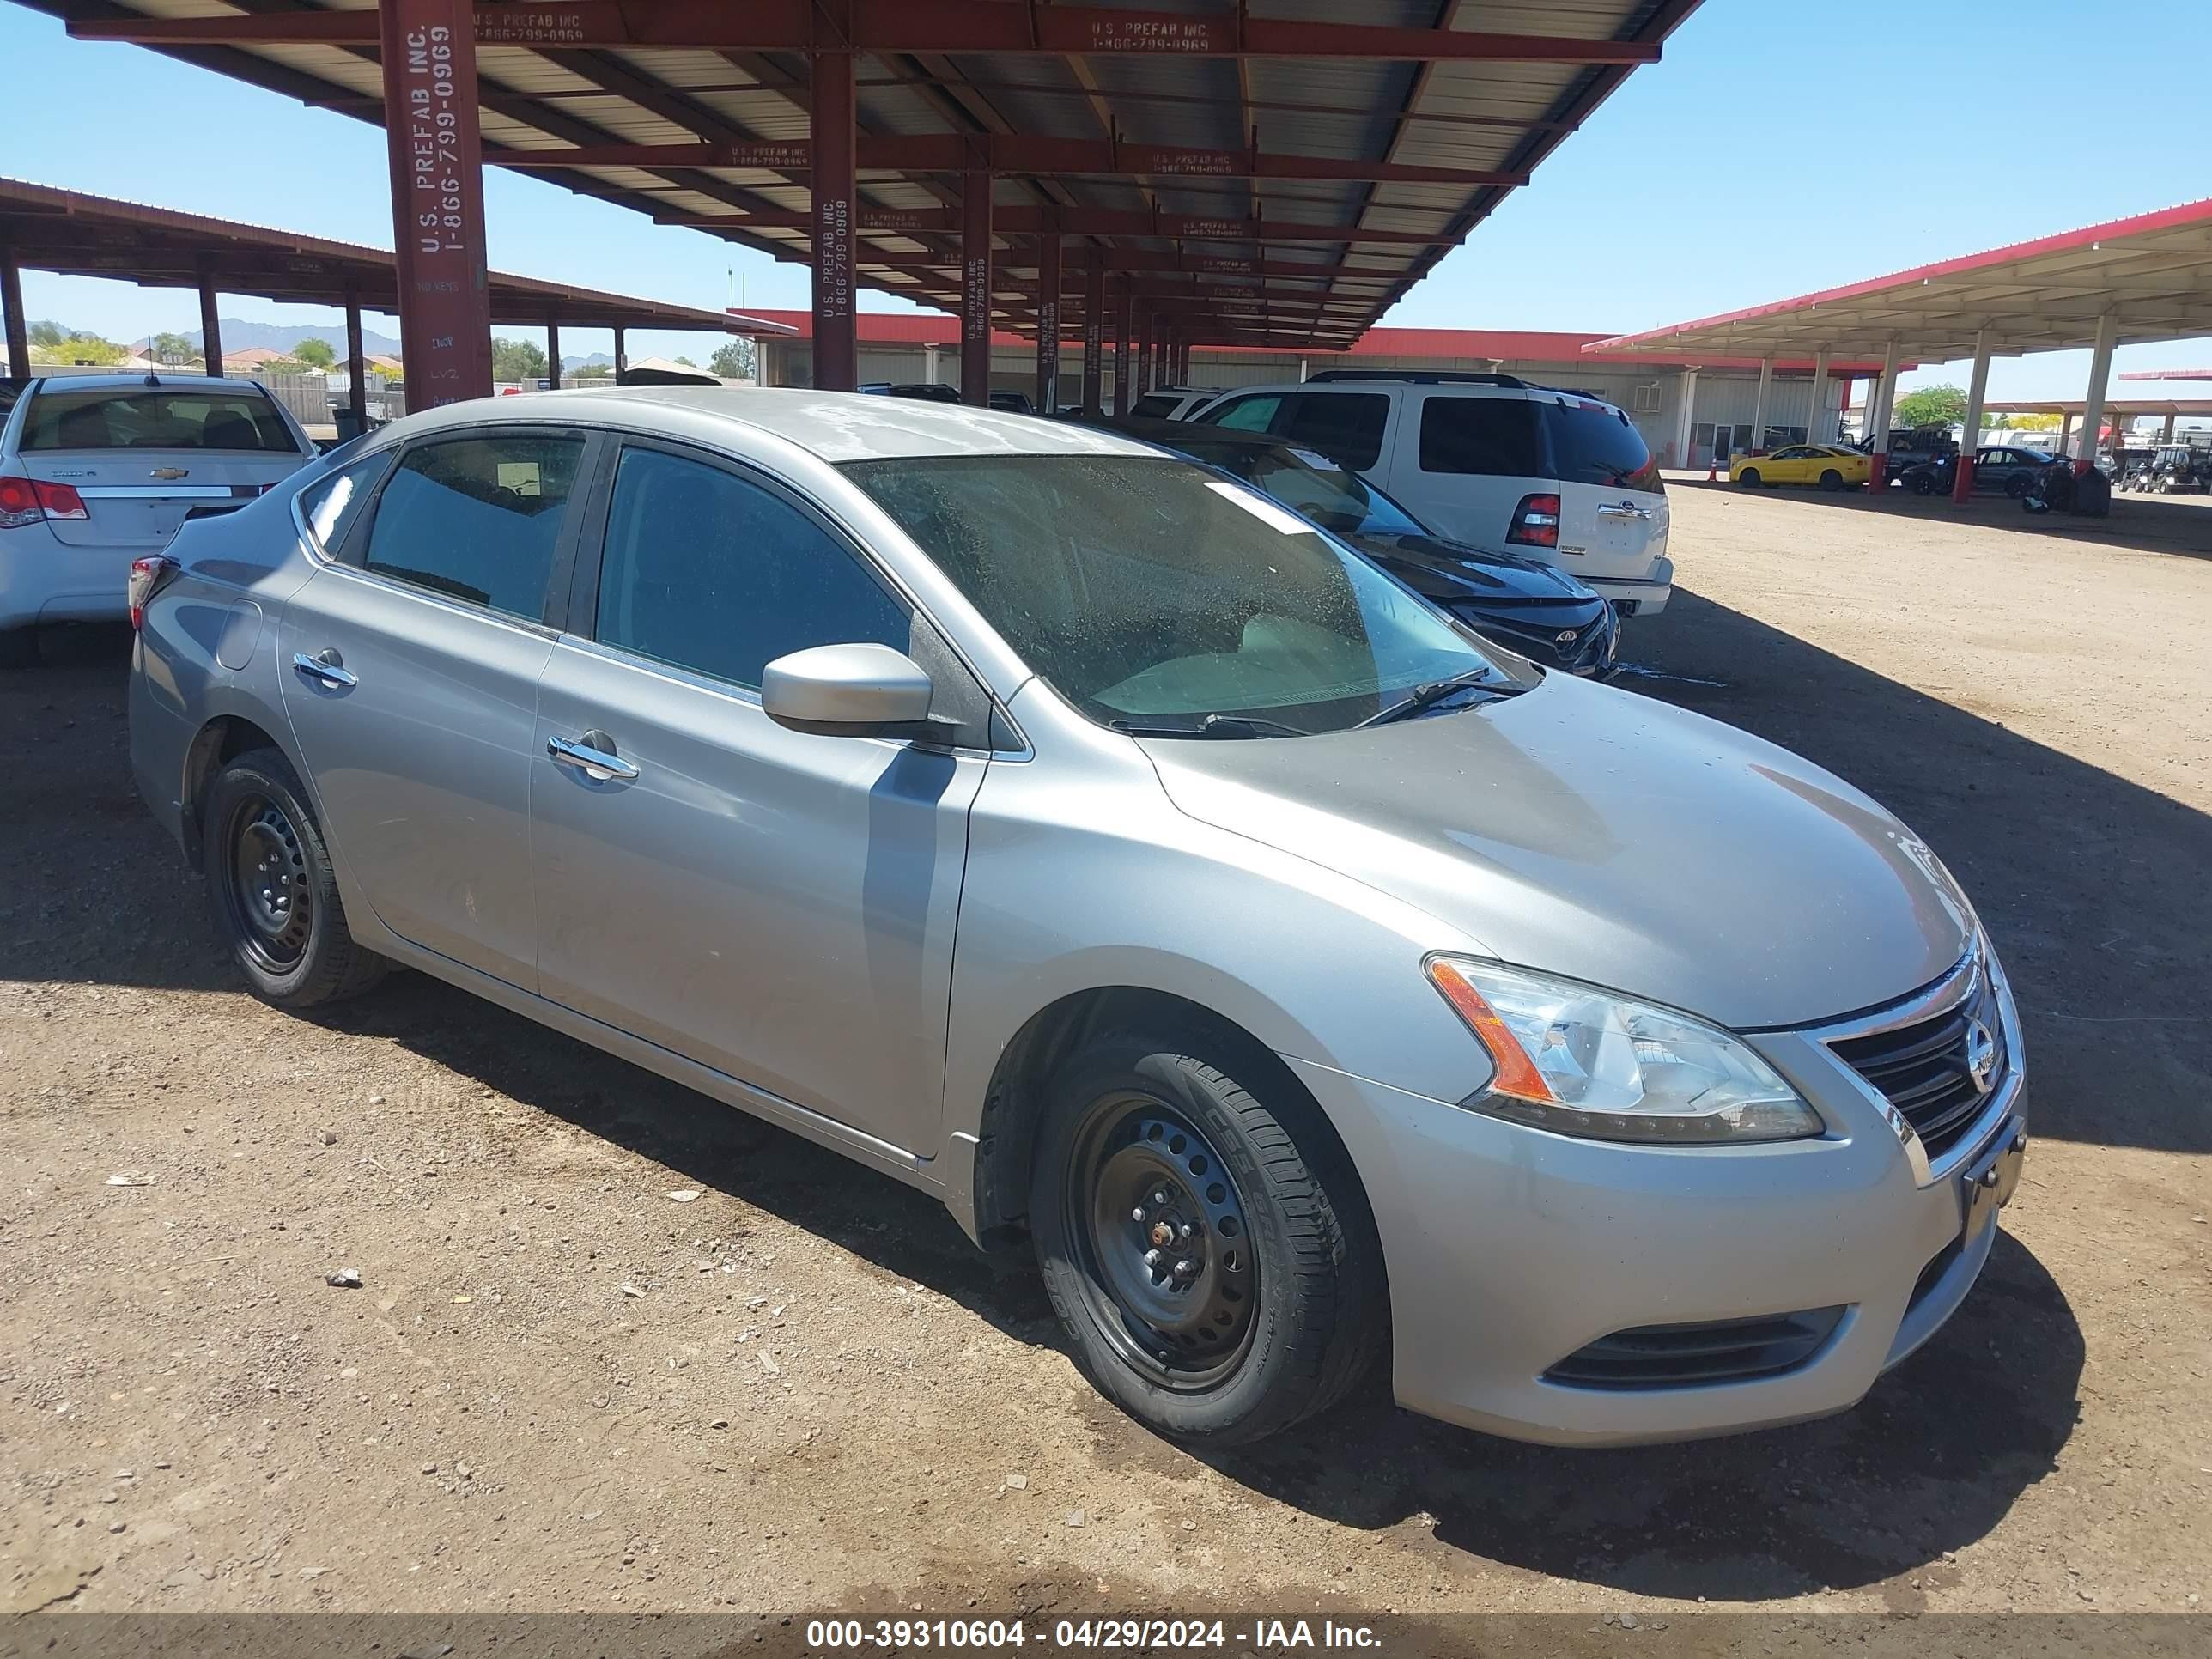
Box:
[1828, 964, 2005, 1160]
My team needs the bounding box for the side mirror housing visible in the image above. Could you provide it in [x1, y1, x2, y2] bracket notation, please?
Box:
[760, 642, 947, 741]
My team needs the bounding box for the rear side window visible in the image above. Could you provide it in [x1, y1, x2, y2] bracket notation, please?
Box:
[1543, 400, 1662, 492]
[592, 446, 908, 690]
[1277, 393, 1389, 471]
[361, 431, 585, 622]
[1419, 396, 1543, 477]
[295, 451, 396, 557]
[20, 386, 301, 453]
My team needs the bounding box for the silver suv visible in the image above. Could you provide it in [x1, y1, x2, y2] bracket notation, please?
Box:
[129, 387, 2024, 1448]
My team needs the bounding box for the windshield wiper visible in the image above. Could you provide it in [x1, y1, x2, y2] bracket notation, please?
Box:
[1110, 713, 1309, 740]
[1358, 668, 1516, 728]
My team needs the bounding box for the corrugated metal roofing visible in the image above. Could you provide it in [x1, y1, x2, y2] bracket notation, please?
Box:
[28, 0, 1698, 349]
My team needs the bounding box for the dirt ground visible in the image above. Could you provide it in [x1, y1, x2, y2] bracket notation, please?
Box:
[3, 480, 2209, 1625]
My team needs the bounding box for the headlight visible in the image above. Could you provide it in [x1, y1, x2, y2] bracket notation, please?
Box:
[1425, 956, 1822, 1144]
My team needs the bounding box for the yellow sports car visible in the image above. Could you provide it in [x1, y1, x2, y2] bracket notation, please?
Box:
[1729, 445, 1872, 490]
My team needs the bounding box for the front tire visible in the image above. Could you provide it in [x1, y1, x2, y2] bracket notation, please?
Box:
[1735, 467, 1760, 489]
[202, 747, 388, 1009]
[1030, 1026, 1385, 1445]
[1819, 468, 1844, 490]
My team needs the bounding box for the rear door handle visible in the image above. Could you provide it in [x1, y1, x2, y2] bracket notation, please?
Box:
[547, 732, 640, 782]
[292, 649, 356, 689]
[1595, 501, 1650, 520]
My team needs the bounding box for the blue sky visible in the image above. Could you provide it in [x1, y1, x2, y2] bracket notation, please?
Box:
[7, 1, 2209, 395]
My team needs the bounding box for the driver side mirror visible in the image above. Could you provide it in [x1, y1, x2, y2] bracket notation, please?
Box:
[761, 642, 950, 743]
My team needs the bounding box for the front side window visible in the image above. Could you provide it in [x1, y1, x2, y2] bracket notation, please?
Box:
[295, 450, 396, 556]
[361, 430, 584, 622]
[594, 446, 908, 690]
[21, 386, 301, 453]
[845, 454, 1528, 736]
[1418, 396, 1544, 477]
[1277, 393, 1389, 471]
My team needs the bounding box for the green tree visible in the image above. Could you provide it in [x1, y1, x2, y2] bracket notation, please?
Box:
[491, 336, 550, 384]
[1894, 384, 1969, 430]
[673, 355, 696, 367]
[291, 336, 337, 370]
[570, 361, 614, 381]
[2005, 410, 2061, 433]
[149, 331, 198, 366]
[28, 319, 69, 349]
[32, 329, 126, 366]
[708, 338, 756, 380]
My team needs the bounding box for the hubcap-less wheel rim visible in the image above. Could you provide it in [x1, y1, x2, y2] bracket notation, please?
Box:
[225, 795, 312, 971]
[1066, 1093, 1258, 1391]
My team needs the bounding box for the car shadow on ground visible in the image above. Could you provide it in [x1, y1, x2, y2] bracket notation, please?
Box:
[1668, 474, 2212, 562]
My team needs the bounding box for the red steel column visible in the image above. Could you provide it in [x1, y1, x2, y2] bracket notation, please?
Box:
[1112, 281, 1134, 416]
[1, 246, 30, 384]
[960, 172, 993, 407]
[1034, 223, 1062, 415]
[343, 285, 368, 423]
[809, 4, 858, 392]
[197, 256, 223, 377]
[379, 0, 492, 405]
[1080, 247, 1104, 416]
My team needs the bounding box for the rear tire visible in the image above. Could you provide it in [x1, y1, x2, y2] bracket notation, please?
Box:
[1735, 467, 1761, 489]
[202, 747, 388, 1009]
[1030, 1025, 1385, 1445]
[0, 627, 38, 670]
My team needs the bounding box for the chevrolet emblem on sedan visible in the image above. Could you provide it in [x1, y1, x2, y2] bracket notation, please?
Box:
[124, 386, 2027, 1449]
[150, 465, 191, 479]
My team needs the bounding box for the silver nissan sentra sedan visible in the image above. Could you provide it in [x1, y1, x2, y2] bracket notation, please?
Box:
[127, 387, 2027, 1448]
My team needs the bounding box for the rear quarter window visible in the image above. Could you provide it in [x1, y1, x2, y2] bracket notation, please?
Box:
[1418, 395, 1543, 477]
[1542, 399, 1662, 493]
[20, 386, 301, 453]
[1276, 393, 1389, 471]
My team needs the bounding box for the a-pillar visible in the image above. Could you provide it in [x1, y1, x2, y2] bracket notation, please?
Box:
[379, 0, 491, 404]
[1749, 356, 1772, 451]
[1804, 347, 1831, 444]
[1080, 249, 1104, 416]
[1111, 280, 1133, 416]
[0, 244, 26, 382]
[343, 285, 368, 429]
[2076, 309, 2117, 472]
[198, 256, 223, 377]
[809, 1, 858, 392]
[1867, 339, 1898, 487]
[1954, 330, 1991, 503]
[1034, 222, 1061, 414]
[613, 326, 628, 378]
[1671, 366, 1698, 469]
[545, 320, 562, 390]
[960, 171, 993, 407]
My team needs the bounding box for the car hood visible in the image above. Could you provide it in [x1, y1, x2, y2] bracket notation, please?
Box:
[1347, 531, 1597, 606]
[1139, 673, 1973, 1031]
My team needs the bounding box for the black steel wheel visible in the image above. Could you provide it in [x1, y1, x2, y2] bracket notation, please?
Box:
[201, 747, 388, 1009]
[1064, 1095, 1258, 1391]
[1030, 1024, 1385, 1444]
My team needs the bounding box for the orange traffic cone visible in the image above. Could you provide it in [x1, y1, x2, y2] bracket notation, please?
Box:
[1706, 453, 1719, 483]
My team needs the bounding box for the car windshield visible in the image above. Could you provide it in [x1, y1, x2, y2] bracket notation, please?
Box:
[842, 453, 1528, 735]
[1176, 440, 1431, 540]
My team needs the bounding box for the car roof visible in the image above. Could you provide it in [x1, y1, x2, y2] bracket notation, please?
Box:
[27, 374, 274, 395]
[380, 385, 1156, 463]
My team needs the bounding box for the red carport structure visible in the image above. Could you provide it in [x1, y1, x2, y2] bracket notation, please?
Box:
[0, 177, 784, 427]
[34, 0, 1698, 411]
[1584, 197, 2212, 501]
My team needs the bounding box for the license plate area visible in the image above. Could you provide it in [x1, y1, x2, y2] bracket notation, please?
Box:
[1960, 1115, 2027, 1238]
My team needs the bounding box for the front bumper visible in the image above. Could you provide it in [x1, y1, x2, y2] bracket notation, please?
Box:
[1285, 953, 2023, 1446]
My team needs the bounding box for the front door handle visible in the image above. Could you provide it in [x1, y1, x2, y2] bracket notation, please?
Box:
[292, 649, 356, 689]
[547, 731, 640, 782]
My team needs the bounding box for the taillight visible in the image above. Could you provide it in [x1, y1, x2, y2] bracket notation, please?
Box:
[0, 475, 90, 529]
[128, 555, 179, 631]
[1505, 492, 1560, 549]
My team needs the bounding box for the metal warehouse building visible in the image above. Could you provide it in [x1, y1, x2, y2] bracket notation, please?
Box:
[735, 310, 1874, 468]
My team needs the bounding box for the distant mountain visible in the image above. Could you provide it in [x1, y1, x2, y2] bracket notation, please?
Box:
[562, 353, 616, 370]
[133, 319, 404, 357]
